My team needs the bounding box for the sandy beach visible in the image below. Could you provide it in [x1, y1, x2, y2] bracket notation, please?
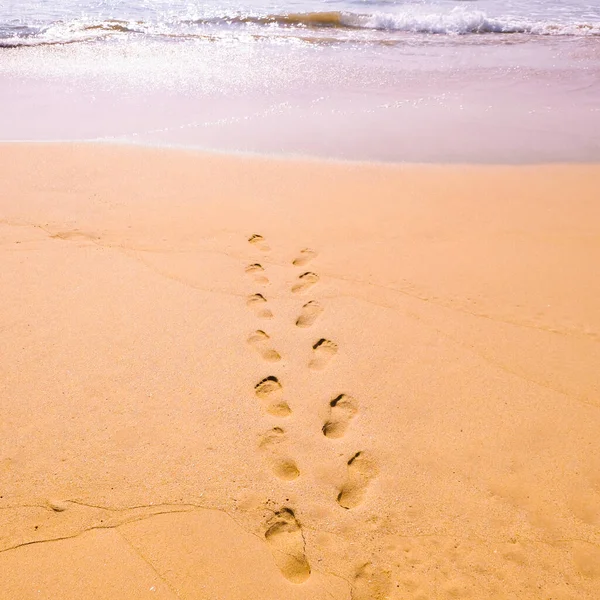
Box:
[0, 142, 599, 599]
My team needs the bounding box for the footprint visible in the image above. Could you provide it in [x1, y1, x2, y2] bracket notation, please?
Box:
[337, 452, 376, 510]
[255, 376, 292, 417]
[248, 234, 270, 252]
[265, 508, 311, 584]
[309, 339, 338, 370]
[259, 427, 300, 481]
[272, 461, 300, 481]
[322, 394, 358, 439]
[292, 248, 317, 267]
[352, 562, 391, 600]
[247, 331, 281, 362]
[292, 272, 319, 294]
[259, 426, 286, 447]
[246, 294, 273, 319]
[246, 263, 269, 285]
[295, 301, 323, 328]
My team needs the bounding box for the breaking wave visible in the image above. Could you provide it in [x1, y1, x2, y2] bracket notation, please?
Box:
[193, 9, 600, 35]
[1, 7, 599, 48]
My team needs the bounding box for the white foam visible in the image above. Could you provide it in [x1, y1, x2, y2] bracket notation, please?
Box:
[0, 18, 156, 47]
[1, 6, 599, 48]
[342, 7, 600, 36]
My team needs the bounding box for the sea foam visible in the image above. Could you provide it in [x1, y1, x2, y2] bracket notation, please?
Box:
[1, 6, 599, 48]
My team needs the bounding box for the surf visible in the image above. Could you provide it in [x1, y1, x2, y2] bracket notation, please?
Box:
[2, 7, 599, 48]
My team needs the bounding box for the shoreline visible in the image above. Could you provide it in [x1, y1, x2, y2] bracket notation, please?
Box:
[1, 142, 599, 599]
[4, 139, 600, 167]
[2, 30, 599, 166]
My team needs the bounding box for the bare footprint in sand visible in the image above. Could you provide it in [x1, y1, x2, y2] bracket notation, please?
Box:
[295, 301, 323, 328]
[337, 452, 377, 509]
[292, 248, 317, 267]
[322, 394, 358, 439]
[248, 234, 270, 252]
[292, 272, 319, 294]
[245, 263, 269, 285]
[265, 508, 311, 583]
[255, 376, 292, 417]
[259, 427, 300, 481]
[352, 562, 392, 600]
[309, 339, 338, 370]
[246, 294, 273, 319]
[247, 331, 281, 362]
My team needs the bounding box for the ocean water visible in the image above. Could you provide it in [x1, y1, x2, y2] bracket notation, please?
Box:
[1, 1, 599, 161]
[2, 0, 600, 45]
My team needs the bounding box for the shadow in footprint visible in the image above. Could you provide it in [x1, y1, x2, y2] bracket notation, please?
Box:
[337, 452, 376, 509]
[255, 376, 292, 417]
[292, 248, 317, 267]
[245, 263, 269, 285]
[265, 508, 311, 584]
[248, 234, 270, 252]
[323, 394, 358, 439]
[295, 301, 323, 328]
[259, 427, 300, 481]
[292, 272, 319, 294]
[247, 330, 281, 362]
[246, 294, 273, 319]
[309, 339, 338, 370]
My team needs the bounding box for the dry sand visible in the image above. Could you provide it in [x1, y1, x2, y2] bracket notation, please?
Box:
[0, 143, 599, 599]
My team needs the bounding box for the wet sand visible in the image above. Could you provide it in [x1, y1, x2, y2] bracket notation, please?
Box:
[2, 35, 600, 163]
[1, 143, 599, 599]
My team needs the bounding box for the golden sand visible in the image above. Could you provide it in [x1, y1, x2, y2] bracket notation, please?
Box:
[0, 143, 599, 599]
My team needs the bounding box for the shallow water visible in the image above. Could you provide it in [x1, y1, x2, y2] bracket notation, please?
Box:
[1, 1, 599, 162]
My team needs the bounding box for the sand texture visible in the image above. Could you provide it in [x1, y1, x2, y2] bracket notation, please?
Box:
[1, 143, 599, 599]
